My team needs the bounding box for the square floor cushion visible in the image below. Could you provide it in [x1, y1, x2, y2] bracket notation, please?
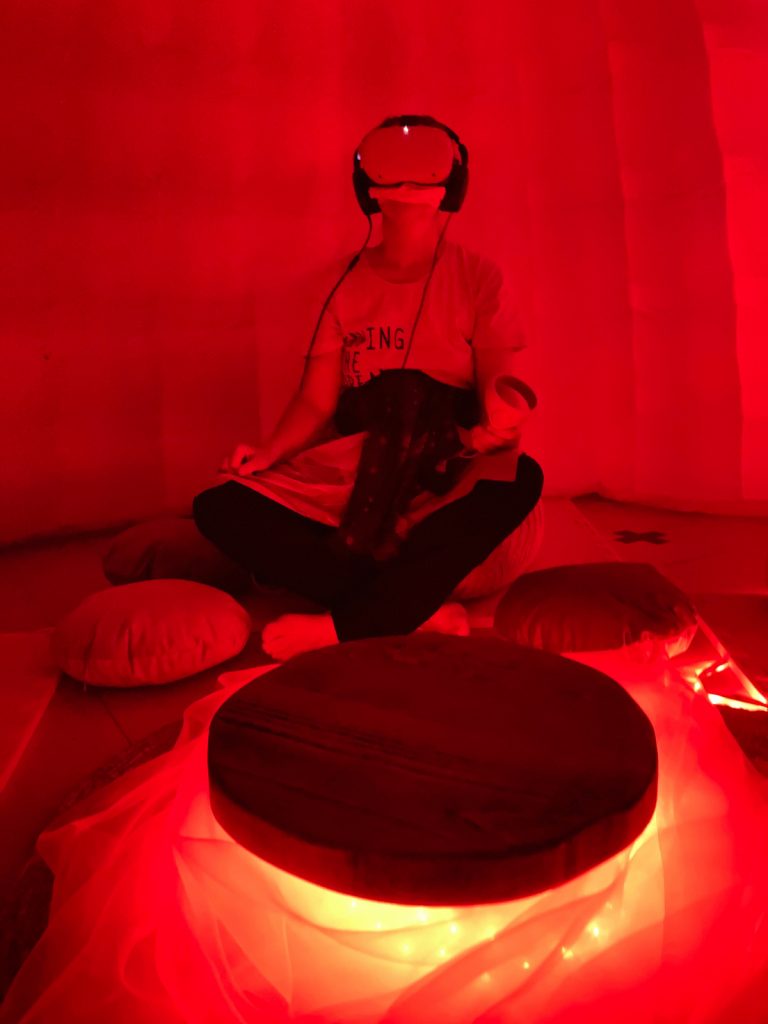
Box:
[53, 580, 252, 686]
[103, 517, 251, 595]
[494, 562, 698, 655]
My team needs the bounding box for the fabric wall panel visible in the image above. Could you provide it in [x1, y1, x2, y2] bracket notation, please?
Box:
[694, 1, 768, 501]
[2, 0, 767, 542]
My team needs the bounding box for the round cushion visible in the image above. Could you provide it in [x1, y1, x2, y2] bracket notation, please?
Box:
[208, 634, 657, 905]
[53, 580, 252, 687]
[103, 517, 251, 595]
[451, 502, 544, 602]
[494, 561, 698, 654]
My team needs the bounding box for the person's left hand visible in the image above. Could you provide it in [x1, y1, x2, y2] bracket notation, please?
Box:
[458, 423, 521, 454]
[219, 442, 276, 476]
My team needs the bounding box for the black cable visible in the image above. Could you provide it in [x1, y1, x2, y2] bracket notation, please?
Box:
[401, 212, 453, 370]
[303, 206, 452, 376]
[302, 214, 373, 366]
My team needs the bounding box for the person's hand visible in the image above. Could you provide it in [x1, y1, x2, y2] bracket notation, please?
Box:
[219, 442, 276, 476]
[457, 424, 522, 454]
[456, 425, 477, 456]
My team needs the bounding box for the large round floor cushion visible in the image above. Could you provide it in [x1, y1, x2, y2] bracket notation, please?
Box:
[208, 634, 658, 905]
[103, 517, 251, 595]
[451, 501, 545, 602]
[53, 580, 252, 687]
[494, 561, 698, 654]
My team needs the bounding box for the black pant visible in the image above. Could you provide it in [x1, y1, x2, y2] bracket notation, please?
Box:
[192, 454, 544, 642]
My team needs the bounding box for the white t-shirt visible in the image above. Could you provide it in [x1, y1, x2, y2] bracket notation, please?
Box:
[308, 239, 527, 393]
[222, 242, 533, 525]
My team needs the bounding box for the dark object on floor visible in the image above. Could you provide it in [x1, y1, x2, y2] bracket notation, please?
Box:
[103, 517, 252, 595]
[208, 633, 658, 905]
[613, 529, 668, 545]
[494, 561, 697, 654]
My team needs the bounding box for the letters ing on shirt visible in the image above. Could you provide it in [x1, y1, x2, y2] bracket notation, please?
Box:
[342, 325, 409, 386]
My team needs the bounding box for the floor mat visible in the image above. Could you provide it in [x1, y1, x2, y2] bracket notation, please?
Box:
[0, 631, 58, 791]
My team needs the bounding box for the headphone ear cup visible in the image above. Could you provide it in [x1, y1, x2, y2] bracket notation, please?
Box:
[352, 122, 468, 214]
[352, 164, 380, 215]
[440, 162, 469, 212]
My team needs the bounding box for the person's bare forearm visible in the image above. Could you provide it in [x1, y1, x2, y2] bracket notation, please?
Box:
[263, 393, 335, 464]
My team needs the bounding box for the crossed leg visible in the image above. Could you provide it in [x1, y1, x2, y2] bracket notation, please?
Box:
[192, 455, 544, 660]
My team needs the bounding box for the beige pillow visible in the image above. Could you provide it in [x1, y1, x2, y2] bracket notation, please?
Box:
[103, 517, 251, 595]
[53, 580, 252, 686]
[494, 562, 697, 654]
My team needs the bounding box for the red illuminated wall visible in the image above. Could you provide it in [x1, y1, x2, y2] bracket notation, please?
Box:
[2, 1, 766, 544]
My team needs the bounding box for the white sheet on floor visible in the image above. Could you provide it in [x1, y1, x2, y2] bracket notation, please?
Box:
[5, 649, 768, 1023]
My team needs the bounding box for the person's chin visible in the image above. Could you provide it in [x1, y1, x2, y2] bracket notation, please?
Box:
[380, 200, 439, 214]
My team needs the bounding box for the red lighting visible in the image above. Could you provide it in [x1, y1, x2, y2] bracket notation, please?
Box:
[4, 654, 768, 1022]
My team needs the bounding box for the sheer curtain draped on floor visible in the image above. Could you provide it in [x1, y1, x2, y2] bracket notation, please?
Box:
[3, 645, 768, 1023]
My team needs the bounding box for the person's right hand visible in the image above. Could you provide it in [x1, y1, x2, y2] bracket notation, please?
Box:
[219, 443, 276, 476]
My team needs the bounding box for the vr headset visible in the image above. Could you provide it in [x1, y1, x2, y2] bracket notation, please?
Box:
[304, 115, 467, 364]
[352, 114, 469, 215]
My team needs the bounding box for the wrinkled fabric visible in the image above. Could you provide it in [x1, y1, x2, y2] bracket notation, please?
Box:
[217, 370, 531, 541]
[4, 646, 768, 1023]
[333, 370, 478, 558]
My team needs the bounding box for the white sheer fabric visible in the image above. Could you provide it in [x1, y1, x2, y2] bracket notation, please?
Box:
[4, 647, 768, 1023]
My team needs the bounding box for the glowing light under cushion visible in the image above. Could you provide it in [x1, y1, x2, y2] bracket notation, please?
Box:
[4, 648, 768, 1023]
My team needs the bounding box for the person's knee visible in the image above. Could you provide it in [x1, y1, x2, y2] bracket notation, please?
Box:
[518, 454, 544, 505]
[191, 485, 229, 536]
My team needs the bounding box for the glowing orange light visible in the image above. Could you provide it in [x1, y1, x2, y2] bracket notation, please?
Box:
[681, 657, 768, 710]
[692, 620, 768, 707]
[707, 694, 768, 713]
